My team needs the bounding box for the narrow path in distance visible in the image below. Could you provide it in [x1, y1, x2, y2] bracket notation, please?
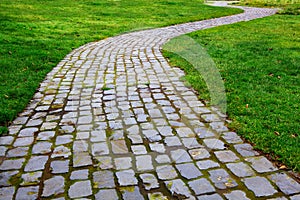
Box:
[1, 2, 299, 200]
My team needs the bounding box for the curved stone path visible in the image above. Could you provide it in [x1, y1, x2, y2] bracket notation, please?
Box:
[1, 3, 300, 200]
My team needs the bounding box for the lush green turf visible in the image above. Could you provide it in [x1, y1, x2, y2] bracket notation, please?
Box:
[0, 0, 242, 133]
[239, 0, 300, 15]
[163, 14, 300, 170]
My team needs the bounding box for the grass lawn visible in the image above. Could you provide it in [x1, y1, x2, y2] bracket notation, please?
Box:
[0, 0, 242, 133]
[163, 11, 300, 170]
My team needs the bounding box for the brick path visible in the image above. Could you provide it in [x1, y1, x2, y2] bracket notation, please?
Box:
[1, 3, 300, 200]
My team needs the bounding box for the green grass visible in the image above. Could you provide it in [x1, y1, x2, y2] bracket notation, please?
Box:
[0, 0, 242, 133]
[239, 0, 300, 15]
[163, 14, 300, 171]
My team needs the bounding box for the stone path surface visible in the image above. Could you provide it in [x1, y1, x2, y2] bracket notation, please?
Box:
[1, 3, 300, 200]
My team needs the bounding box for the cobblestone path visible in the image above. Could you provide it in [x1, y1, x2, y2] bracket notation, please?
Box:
[1, 3, 300, 200]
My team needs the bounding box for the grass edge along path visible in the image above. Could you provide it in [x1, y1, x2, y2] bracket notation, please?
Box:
[0, 0, 242, 133]
[163, 13, 300, 171]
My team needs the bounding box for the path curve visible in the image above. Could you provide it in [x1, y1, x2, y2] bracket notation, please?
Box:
[1, 3, 300, 200]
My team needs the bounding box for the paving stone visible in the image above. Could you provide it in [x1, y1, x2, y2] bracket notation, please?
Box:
[26, 119, 43, 127]
[41, 122, 58, 130]
[37, 131, 55, 140]
[52, 146, 71, 158]
[91, 130, 106, 142]
[73, 152, 92, 167]
[226, 162, 255, 177]
[203, 138, 225, 150]
[197, 193, 223, 200]
[165, 179, 193, 199]
[121, 186, 144, 200]
[214, 150, 239, 163]
[95, 189, 118, 200]
[0, 171, 18, 186]
[290, 194, 300, 200]
[70, 169, 89, 180]
[42, 176, 65, 197]
[136, 155, 153, 172]
[93, 170, 115, 189]
[25, 156, 48, 172]
[224, 190, 250, 200]
[0, 158, 25, 170]
[115, 157, 132, 170]
[148, 192, 168, 200]
[195, 127, 215, 138]
[0, 186, 15, 200]
[245, 156, 277, 173]
[222, 132, 243, 144]
[69, 180, 92, 198]
[127, 125, 140, 135]
[189, 148, 210, 160]
[76, 132, 90, 140]
[92, 142, 109, 156]
[176, 163, 202, 179]
[19, 128, 39, 137]
[111, 140, 128, 154]
[201, 114, 220, 122]
[0, 146, 7, 156]
[55, 135, 73, 145]
[131, 145, 147, 155]
[176, 127, 195, 138]
[116, 169, 138, 186]
[268, 173, 300, 195]
[170, 149, 192, 163]
[182, 138, 203, 149]
[243, 177, 277, 197]
[156, 165, 178, 180]
[209, 169, 238, 189]
[143, 130, 162, 142]
[209, 122, 228, 133]
[32, 141, 52, 154]
[188, 178, 215, 195]
[13, 137, 34, 147]
[140, 173, 159, 190]
[0, 136, 14, 145]
[7, 147, 29, 157]
[128, 134, 143, 144]
[95, 156, 114, 169]
[234, 143, 259, 157]
[149, 109, 162, 118]
[164, 136, 182, 146]
[50, 160, 69, 174]
[155, 155, 171, 164]
[16, 186, 39, 200]
[149, 142, 165, 153]
[157, 126, 173, 136]
[21, 171, 43, 186]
